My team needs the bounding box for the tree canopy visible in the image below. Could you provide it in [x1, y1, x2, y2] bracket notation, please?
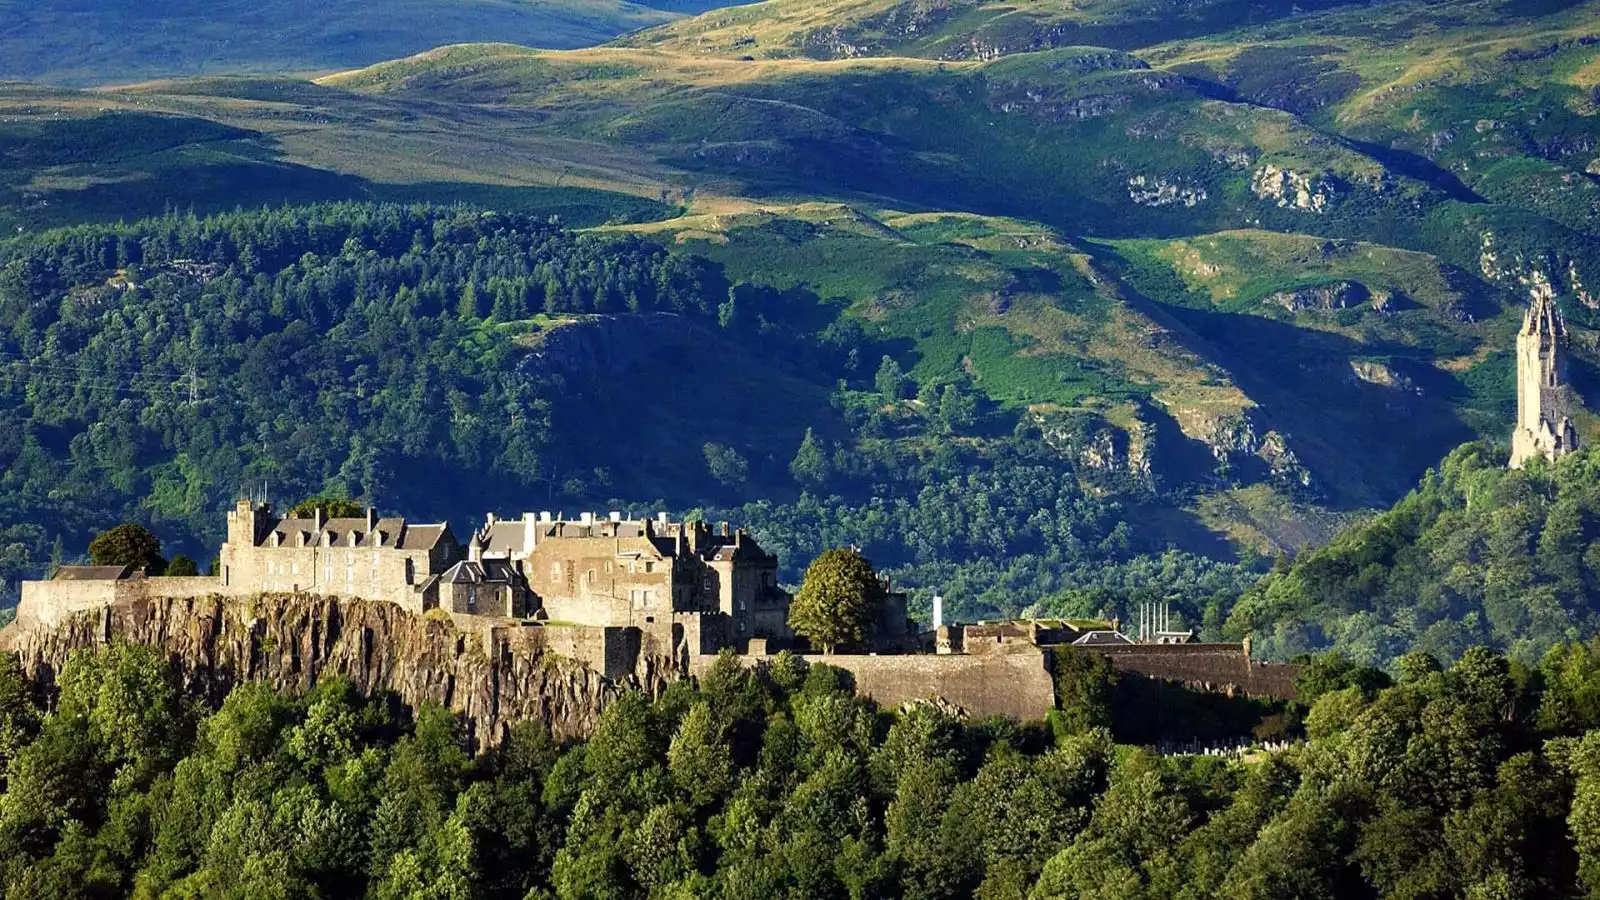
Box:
[3, 640, 1600, 897]
[288, 497, 364, 519]
[788, 548, 887, 653]
[86, 523, 165, 575]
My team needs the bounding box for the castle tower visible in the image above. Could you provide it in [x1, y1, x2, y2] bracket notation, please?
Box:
[1510, 283, 1579, 468]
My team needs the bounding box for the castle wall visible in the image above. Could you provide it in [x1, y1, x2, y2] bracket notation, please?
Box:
[523, 535, 678, 626]
[703, 648, 1057, 721]
[219, 541, 431, 608]
[1093, 643, 1300, 701]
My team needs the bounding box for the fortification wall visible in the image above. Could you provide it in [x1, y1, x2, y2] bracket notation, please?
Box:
[707, 648, 1057, 721]
[1093, 643, 1300, 701]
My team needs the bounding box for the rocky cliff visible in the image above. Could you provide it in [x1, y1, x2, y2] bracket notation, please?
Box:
[0, 594, 680, 749]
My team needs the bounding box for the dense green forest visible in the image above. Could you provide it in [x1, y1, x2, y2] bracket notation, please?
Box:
[1228, 442, 1600, 667]
[0, 202, 1253, 621]
[6, 640, 1600, 897]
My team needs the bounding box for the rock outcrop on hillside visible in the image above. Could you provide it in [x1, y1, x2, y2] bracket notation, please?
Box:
[0, 594, 678, 749]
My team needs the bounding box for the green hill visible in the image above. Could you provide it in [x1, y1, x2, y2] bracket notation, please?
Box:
[1228, 442, 1600, 666]
[0, 0, 719, 86]
[2, 0, 1600, 624]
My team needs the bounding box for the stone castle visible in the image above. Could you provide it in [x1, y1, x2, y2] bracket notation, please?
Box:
[1510, 283, 1580, 468]
[23, 502, 799, 661]
[13, 502, 1292, 724]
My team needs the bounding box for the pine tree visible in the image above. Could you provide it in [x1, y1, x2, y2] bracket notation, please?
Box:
[789, 428, 830, 486]
[875, 356, 907, 400]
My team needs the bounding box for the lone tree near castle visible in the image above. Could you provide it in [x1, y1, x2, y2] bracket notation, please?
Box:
[788, 548, 886, 654]
[88, 524, 166, 575]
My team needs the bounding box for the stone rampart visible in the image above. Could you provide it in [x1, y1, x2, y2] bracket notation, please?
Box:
[1092, 643, 1300, 701]
[709, 648, 1057, 721]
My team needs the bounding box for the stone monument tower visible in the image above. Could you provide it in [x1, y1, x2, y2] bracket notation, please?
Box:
[1509, 282, 1579, 468]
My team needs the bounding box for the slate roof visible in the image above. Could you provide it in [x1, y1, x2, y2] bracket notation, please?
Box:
[439, 559, 522, 585]
[52, 564, 134, 581]
[260, 516, 451, 551]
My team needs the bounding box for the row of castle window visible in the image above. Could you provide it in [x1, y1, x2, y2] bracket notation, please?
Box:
[548, 559, 655, 583]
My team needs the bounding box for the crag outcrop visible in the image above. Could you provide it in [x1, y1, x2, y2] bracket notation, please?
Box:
[0, 594, 680, 749]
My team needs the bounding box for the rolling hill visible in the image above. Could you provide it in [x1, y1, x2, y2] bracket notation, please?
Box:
[0, 0, 737, 86]
[2, 0, 1600, 638]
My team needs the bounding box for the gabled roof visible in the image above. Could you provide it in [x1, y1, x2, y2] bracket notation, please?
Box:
[440, 559, 523, 585]
[52, 564, 134, 581]
[399, 523, 452, 551]
[264, 515, 416, 549]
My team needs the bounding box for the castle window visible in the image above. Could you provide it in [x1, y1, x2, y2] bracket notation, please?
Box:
[550, 563, 561, 583]
[644, 561, 654, 574]
[587, 569, 595, 585]
[405, 559, 415, 585]
[604, 561, 612, 574]
[467, 585, 478, 613]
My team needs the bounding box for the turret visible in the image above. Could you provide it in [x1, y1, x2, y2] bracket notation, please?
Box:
[227, 499, 270, 548]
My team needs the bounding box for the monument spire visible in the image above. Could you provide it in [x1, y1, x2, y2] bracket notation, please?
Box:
[1509, 279, 1578, 468]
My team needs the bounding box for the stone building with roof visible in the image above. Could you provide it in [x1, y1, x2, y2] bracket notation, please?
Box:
[220, 499, 464, 610]
[472, 511, 791, 641]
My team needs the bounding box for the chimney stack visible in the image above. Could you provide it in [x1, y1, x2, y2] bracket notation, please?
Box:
[933, 595, 944, 630]
[523, 512, 537, 554]
[366, 506, 377, 532]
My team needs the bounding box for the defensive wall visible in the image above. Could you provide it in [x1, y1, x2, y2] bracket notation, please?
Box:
[697, 645, 1058, 720]
[1090, 643, 1300, 701]
[19, 576, 234, 629]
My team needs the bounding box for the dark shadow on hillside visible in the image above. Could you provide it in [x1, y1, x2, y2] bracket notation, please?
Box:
[1082, 243, 1478, 509]
[1341, 137, 1485, 204]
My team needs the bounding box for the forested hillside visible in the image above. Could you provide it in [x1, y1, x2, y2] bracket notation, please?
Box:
[0, 203, 1250, 619]
[6, 637, 1600, 897]
[1229, 442, 1600, 666]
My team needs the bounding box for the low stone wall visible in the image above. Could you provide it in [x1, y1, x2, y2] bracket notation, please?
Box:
[721, 648, 1057, 721]
[1093, 643, 1300, 701]
[19, 576, 234, 629]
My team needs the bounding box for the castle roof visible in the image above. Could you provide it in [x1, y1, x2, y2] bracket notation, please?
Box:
[261, 516, 451, 550]
[439, 559, 521, 585]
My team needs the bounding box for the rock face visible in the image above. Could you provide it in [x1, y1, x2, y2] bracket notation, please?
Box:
[1267, 280, 1369, 312]
[0, 594, 679, 749]
[1251, 165, 1338, 212]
